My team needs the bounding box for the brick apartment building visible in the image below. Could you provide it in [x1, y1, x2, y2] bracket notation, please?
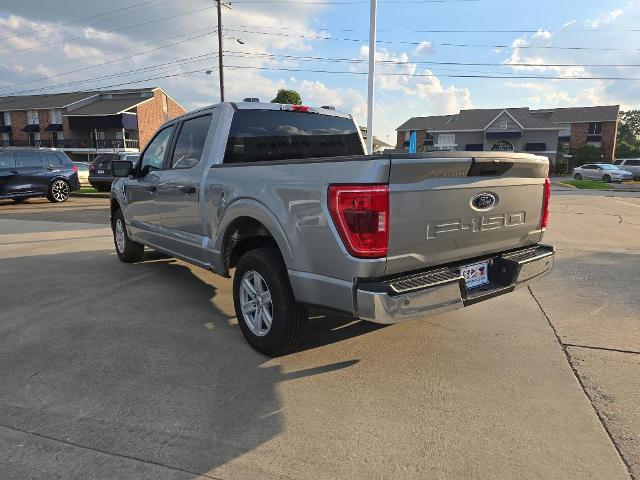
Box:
[396, 105, 620, 166]
[0, 87, 185, 162]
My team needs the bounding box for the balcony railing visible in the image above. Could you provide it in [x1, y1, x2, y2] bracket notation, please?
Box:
[2, 139, 139, 150]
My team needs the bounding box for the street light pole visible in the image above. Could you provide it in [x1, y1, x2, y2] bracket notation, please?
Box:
[216, 0, 224, 102]
[365, 0, 377, 155]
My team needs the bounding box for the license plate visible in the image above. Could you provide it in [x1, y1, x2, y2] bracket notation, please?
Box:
[461, 261, 489, 289]
[97, 169, 105, 174]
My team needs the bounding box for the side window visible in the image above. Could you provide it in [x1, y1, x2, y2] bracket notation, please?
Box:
[628, 160, 640, 166]
[139, 125, 174, 173]
[0, 151, 15, 168]
[171, 115, 211, 169]
[613, 160, 623, 165]
[42, 153, 61, 166]
[15, 151, 43, 167]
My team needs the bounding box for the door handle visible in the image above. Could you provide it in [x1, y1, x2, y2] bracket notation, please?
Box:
[179, 185, 197, 194]
[10, 170, 18, 175]
[46, 165, 54, 171]
[146, 185, 157, 192]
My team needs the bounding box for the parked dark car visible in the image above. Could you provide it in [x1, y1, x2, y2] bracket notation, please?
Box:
[0, 148, 80, 203]
[89, 153, 140, 191]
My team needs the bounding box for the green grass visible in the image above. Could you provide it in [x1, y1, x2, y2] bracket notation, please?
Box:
[79, 187, 99, 193]
[559, 180, 612, 190]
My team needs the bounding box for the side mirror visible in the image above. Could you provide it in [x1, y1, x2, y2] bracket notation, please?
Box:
[112, 160, 133, 177]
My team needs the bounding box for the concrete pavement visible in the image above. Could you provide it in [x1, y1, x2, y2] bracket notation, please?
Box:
[0, 195, 635, 479]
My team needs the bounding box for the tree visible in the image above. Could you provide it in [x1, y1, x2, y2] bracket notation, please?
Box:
[271, 89, 302, 105]
[617, 110, 640, 145]
[573, 144, 602, 166]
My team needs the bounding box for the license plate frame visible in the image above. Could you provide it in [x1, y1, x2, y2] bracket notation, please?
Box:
[460, 261, 489, 290]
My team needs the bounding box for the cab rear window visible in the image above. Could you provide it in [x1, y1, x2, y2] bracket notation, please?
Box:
[223, 110, 364, 164]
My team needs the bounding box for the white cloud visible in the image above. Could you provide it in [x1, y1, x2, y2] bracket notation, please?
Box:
[63, 44, 102, 60]
[413, 41, 432, 56]
[586, 8, 623, 28]
[532, 29, 553, 40]
[561, 20, 577, 29]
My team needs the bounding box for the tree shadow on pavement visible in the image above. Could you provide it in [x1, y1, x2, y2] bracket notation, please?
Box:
[0, 249, 361, 477]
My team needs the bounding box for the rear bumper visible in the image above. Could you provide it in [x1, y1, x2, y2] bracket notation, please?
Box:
[355, 244, 554, 324]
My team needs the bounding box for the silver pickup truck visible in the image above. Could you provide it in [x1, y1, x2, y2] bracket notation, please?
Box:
[110, 101, 554, 355]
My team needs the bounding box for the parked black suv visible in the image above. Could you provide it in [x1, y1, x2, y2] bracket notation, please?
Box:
[89, 153, 139, 191]
[0, 148, 80, 203]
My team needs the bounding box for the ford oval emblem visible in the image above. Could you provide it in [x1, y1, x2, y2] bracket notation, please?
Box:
[471, 192, 498, 210]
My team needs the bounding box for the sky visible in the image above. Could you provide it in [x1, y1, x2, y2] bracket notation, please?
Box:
[0, 0, 639, 145]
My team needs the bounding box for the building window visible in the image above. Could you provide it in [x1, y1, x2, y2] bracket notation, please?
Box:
[162, 93, 168, 114]
[1, 132, 11, 146]
[49, 109, 62, 124]
[28, 131, 41, 146]
[525, 143, 546, 152]
[27, 110, 39, 125]
[1, 112, 10, 126]
[500, 121, 508, 130]
[491, 139, 514, 152]
[588, 122, 602, 135]
[436, 133, 456, 150]
[558, 126, 571, 137]
[51, 131, 64, 147]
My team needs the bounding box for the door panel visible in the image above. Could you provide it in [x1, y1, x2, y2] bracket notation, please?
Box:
[13, 151, 47, 194]
[155, 114, 213, 262]
[0, 151, 19, 197]
[125, 125, 175, 244]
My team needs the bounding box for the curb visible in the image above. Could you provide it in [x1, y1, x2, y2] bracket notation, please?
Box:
[71, 192, 110, 198]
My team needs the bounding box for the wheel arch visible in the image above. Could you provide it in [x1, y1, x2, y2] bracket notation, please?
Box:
[216, 201, 294, 276]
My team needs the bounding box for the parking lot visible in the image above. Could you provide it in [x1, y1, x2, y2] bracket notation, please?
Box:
[0, 191, 638, 479]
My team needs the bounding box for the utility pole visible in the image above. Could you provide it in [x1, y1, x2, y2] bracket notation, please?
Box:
[365, 0, 377, 155]
[216, 0, 224, 102]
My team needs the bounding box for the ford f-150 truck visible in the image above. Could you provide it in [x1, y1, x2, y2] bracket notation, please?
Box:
[109, 101, 554, 355]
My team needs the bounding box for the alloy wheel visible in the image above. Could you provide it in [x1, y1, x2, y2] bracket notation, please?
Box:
[51, 180, 69, 202]
[239, 270, 273, 337]
[115, 218, 126, 253]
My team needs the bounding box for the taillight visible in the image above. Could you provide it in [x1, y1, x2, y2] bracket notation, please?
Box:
[328, 184, 389, 258]
[541, 177, 551, 229]
[72, 163, 78, 173]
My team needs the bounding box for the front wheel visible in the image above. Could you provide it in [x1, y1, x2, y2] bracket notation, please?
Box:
[233, 247, 307, 356]
[112, 209, 144, 263]
[574, 173, 582, 180]
[47, 179, 70, 203]
[603, 174, 612, 183]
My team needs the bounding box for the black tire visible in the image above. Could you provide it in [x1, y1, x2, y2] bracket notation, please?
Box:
[603, 174, 612, 183]
[112, 209, 144, 263]
[574, 173, 582, 180]
[46, 179, 70, 203]
[233, 247, 307, 356]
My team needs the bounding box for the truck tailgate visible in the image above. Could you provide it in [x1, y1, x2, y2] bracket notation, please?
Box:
[386, 152, 549, 275]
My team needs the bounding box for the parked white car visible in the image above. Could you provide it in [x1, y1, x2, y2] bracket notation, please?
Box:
[572, 163, 633, 182]
[612, 159, 640, 180]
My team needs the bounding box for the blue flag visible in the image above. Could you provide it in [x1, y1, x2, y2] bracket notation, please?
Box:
[409, 131, 417, 153]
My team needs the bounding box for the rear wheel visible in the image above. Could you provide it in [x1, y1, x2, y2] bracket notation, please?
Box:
[603, 174, 612, 183]
[47, 179, 70, 203]
[233, 247, 307, 356]
[112, 209, 144, 263]
[574, 173, 582, 180]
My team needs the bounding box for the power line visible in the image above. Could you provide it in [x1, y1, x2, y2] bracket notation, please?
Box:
[222, 26, 640, 52]
[221, 50, 640, 68]
[224, 64, 640, 80]
[0, 29, 216, 92]
[0, 5, 214, 56]
[0, 0, 179, 41]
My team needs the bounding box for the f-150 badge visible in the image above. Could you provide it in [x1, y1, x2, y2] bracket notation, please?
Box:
[426, 211, 526, 239]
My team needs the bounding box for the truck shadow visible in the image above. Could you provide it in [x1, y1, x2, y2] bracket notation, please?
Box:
[0, 249, 360, 477]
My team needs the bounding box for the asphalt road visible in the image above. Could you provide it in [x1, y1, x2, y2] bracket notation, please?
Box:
[0, 193, 637, 479]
